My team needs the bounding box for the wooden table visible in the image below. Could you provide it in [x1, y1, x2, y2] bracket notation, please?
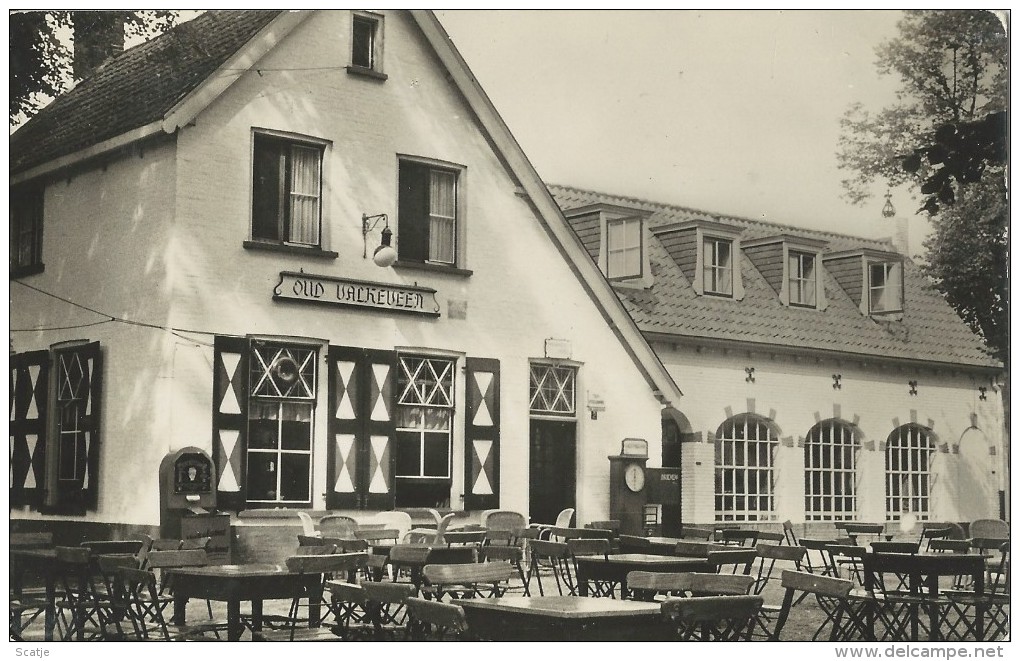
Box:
[170, 563, 320, 641]
[573, 554, 713, 597]
[453, 595, 671, 641]
[10, 549, 61, 641]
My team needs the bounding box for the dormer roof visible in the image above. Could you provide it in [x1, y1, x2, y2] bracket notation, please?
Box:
[550, 184, 1000, 370]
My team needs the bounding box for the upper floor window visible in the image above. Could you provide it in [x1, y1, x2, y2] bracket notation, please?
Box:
[606, 217, 643, 279]
[398, 159, 460, 265]
[10, 185, 44, 277]
[789, 251, 817, 307]
[350, 12, 384, 74]
[251, 133, 323, 247]
[869, 261, 903, 313]
[703, 237, 733, 296]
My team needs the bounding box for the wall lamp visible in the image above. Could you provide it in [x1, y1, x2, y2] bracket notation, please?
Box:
[362, 213, 397, 267]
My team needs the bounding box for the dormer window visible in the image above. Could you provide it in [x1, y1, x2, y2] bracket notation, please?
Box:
[703, 237, 733, 296]
[607, 217, 643, 279]
[869, 261, 903, 313]
[789, 251, 816, 307]
[348, 11, 386, 80]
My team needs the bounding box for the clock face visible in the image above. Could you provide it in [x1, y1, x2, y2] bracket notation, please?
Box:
[624, 463, 645, 492]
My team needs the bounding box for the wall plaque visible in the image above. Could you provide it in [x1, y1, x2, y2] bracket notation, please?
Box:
[274, 271, 440, 317]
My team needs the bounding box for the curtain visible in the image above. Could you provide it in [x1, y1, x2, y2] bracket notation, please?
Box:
[289, 145, 320, 245]
[429, 170, 456, 263]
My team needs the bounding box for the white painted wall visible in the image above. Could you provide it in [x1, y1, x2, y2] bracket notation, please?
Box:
[656, 341, 1004, 526]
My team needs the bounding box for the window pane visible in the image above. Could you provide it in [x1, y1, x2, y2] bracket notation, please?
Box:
[248, 402, 279, 449]
[352, 17, 375, 68]
[252, 136, 284, 241]
[247, 453, 278, 501]
[428, 170, 456, 264]
[395, 432, 421, 477]
[288, 146, 320, 245]
[280, 454, 310, 501]
[280, 403, 312, 451]
[422, 434, 450, 477]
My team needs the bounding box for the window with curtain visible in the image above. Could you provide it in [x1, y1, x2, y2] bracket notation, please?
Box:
[869, 261, 903, 313]
[885, 424, 934, 522]
[789, 251, 817, 307]
[398, 160, 460, 265]
[394, 355, 455, 507]
[714, 414, 777, 521]
[804, 420, 859, 521]
[703, 237, 733, 296]
[251, 133, 323, 247]
[607, 217, 643, 279]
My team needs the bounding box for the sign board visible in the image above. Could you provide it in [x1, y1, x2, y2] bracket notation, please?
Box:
[620, 438, 648, 457]
[646, 467, 680, 505]
[544, 338, 572, 359]
[274, 271, 440, 317]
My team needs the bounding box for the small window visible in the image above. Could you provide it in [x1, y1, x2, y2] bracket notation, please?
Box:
[607, 217, 643, 279]
[398, 160, 460, 265]
[703, 237, 733, 296]
[351, 13, 381, 71]
[251, 133, 323, 247]
[10, 185, 44, 276]
[869, 262, 903, 313]
[529, 364, 576, 417]
[789, 251, 817, 307]
[395, 356, 455, 507]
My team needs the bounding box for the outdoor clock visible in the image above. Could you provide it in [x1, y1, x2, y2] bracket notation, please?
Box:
[624, 462, 646, 492]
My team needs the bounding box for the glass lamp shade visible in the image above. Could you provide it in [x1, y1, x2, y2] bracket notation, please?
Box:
[373, 244, 397, 267]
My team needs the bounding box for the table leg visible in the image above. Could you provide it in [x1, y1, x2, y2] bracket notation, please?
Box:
[228, 600, 244, 641]
[172, 594, 188, 626]
[43, 574, 56, 642]
[577, 568, 590, 597]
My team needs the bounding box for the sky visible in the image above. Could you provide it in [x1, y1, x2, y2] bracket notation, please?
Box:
[434, 9, 932, 254]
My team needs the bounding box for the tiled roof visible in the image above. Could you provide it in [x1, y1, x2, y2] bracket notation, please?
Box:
[550, 184, 999, 369]
[10, 10, 283, 175]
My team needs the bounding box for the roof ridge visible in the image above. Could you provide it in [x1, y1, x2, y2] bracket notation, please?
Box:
[547, 182, 897, 249]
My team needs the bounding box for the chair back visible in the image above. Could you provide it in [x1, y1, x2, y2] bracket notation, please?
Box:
[318, 514, 358, 539]
[388, 544, 431, 565]
[149, 539, 184, 551]
[842, 522, 885, 544]
[929, 539, 971, 553]
[679, 526, 713, 541]
[285, 552, 368, 576]
[707, 548, 757, 575]
[297, 545, 335, 556]
[298, 534, 328, 547]
[423, 561, 514, 587]
[529, 539, 570, 560]
[144, 549, 209, 569]
[405, 597, 468, 640]
[752, 543, 806, 594]
[80, 540, 144, 554]
[626, 570, 691, 597]
[675, 540, 726, 558]
[870, 541, 918, 554]
[688, 572, 755, 596]
[360, 580, 417, 605]
[426, 546, 477, 565]
[619, 534, 652, 554]
[180, 537, 211, 551]
[586, 520, 621, 537]
[863, 552, 984, 598]
[337, 538, 371, 553]
[969, 518, 1009, 540]
[11, 532, 54, 548]
[443, 530, 487, 547]
[478, 545, 523, 564]
[546, 526, 588, 541]
[432, 513, 457, 545]
[481, 510, 527, 534]
[720, 529, 759, 547]
[769, 569, 855, 641]
[296, 511, 317, 536]
[55, 545, 91, 564]
[660, 595, 763, 641]
[782, 520, 799, 546]
[554, 508, 575, 528]
[566, 538, 610, 558]
[355, 528, 401, 544]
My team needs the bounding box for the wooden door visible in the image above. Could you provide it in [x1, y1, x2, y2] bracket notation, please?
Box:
[528, 419, 576, 525]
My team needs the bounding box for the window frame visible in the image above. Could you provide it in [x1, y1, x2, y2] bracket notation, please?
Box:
[529, 363, 578, 418]
[244, 342, 318, 507]
[606, 216, 644, 280]
[788, 250, 817, 308]
[868, 260, 903, 314]
[713, 414, 778, 522]
[348, 11, 386, 78]
[703, 236, 734, 297]
[804, 420, 859, 521]
[10, 184, 44, 277]
[394, 355, 456, 483]
[250, 130, 327, 250]
[396, 156, 465, 268]
[885, 424, 935, 522]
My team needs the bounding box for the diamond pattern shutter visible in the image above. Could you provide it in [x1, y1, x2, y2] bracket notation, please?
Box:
[213, 336, 248, 511]
[464, 357, 499, 510]
[9, 349, 49, 509]
[74, 341, 103, 511]
[327, 346, 396, 510]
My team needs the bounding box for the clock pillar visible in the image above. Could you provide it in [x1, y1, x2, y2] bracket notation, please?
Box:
[609, 439, 649, 536]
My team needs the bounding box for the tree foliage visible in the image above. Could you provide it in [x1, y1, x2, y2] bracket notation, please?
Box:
[10, 10, 178, 126]
[836, 10, 1008, 364]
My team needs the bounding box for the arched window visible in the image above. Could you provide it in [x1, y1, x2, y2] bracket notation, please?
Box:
[885, 424, 935, 521]
[804, 420, 859, 521]
[714, 414, 778, 522]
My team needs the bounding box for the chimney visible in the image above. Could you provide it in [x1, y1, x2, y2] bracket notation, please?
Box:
[72, 11, 125, 81]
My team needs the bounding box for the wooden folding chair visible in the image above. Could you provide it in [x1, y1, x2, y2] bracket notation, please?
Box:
[478, 545, 529, 595]
[405, 597, 470, 640]
[768, 570, 864, 641]
[679, 526, 713, 541]
[526, 539, 573, 596]
[660, 595, 763, 641]
[422, 562, 514, 601]
[567, 538, 615, 597]
[361, 580, 417, 640]
[707, 548, 757, 575]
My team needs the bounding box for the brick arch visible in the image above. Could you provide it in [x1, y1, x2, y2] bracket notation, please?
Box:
[716, 398, 783, 440]
[806, 404, 869, 446]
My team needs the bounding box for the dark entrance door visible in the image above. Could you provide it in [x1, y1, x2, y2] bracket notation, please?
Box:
[529, 419, 576, 525]
[661, 417, 683, 536]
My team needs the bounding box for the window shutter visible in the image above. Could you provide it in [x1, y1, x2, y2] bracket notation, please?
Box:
[464, 357, 500, 510]
[9, 349, 49, 509]
[398, 161, 430, 262]
[213, 336, 248, 511]
[327, 346, 396, 510]
[77, 341, 102, 511]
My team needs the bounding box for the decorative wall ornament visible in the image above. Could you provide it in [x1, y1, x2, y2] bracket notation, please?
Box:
[978, 386, 987, 401]
[832, 374, 842, 390]
[908, 380, 918, 396]
[745, 367, 755, 383]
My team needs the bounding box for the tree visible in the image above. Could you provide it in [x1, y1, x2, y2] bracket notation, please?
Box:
[836, 10, 1008, 363]
[10, 10, 178, 126]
